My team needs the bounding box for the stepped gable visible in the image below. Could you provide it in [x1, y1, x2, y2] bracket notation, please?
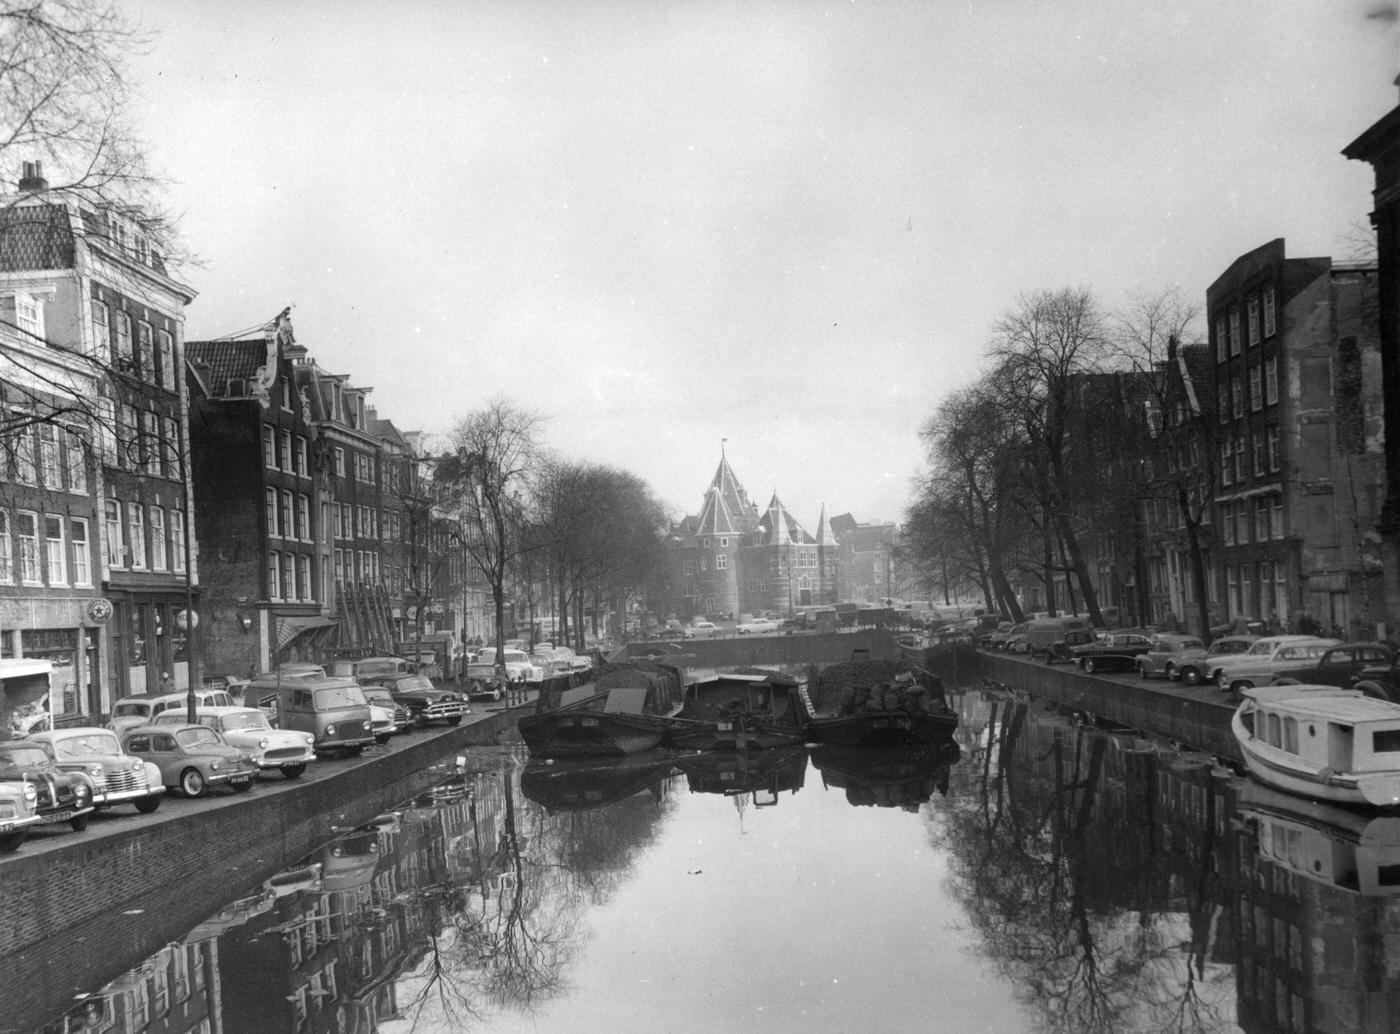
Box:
[694, 454, 760, 538]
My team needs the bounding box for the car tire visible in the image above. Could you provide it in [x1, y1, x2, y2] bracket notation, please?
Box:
[1181, 667, 1201, 685]
[1271, 677, 1302, 686]
[1232, 680, 1253, 695]
[1083, 657, 1096, 674]
[1163, 664, 1175, 681]
[0, 830, 27, 853]
[180, 768, 206, 798]
[282, 764, 306, 780]
[134, 796, 161, 814]
[70, 813, 90, 832]
[446, 715, 463, 726]
[375, 734, 393, 745]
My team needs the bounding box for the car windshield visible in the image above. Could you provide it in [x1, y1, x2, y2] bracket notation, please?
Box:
[53, 733, 121, 758]
[175, 727, 223, 748]
[0, 745, 47, 767]
[396, 676, 435, 692]
[222, 712, 270, 732]
[314, 685, 368, 708]
[503, 651, 529, 664]
[112, 703, 151, 718]
[363, 689, 393, 706]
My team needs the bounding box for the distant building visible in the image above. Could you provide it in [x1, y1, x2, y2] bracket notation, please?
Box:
[661, 453, 836, 621]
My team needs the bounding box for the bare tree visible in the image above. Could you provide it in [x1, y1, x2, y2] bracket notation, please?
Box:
[436, 399, 542, 678]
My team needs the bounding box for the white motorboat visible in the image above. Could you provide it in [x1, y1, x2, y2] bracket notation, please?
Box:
[1232, 685, 1400, 807]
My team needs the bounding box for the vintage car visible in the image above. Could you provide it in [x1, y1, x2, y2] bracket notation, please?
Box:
[1135, 634, 1208, 681]
[27, 727, 165, 814]
[120, 724, 260, 798]
[462, 662, 509, 702]
[683, 620, 719, 639]
[359, 687, 413, 736]
[358, 674, 468, 727]
[988, 622, 1028, 651]
[0, 771, 39, 852]
[153, 706, 316, 779]
[477, 648, 546, 682]
[1071, 630, 1155, 674]
[1213, 636, 1343, 695]
[1045, 629, 1102, 664]
[1174, 634, 1258, 686]
[1268, 642, 1396, 690]
[0, 740, 95, 832]
[109, 687, 237, 736]
[737, 617, 781, 635]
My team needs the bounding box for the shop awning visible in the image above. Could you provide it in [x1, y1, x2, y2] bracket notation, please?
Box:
[276, 616, 338, 650]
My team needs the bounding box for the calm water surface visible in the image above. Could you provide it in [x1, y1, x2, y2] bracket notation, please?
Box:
[22, 686, 1400, 1034]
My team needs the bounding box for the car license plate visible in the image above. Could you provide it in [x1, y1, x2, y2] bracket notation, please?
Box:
[717, 721, 733, 732]
[0, 822, 12, 832]
[40, 810, 74, 824]
[281, 762, 300, 770]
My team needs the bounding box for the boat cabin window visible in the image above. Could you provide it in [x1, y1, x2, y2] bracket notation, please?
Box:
[1283, 717, 1298, 753]
[1373, 729, 1400, 753]
[1266, 712, 1281, 747]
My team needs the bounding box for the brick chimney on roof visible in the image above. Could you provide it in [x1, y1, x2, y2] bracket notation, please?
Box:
[18, 161, 48, 192]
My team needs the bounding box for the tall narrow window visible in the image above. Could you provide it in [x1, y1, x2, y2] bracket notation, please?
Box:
[150, 507, 167, 571]
[280, 491, 294, 539]
[171, 509, 186, 572]
[64, 430, 87, 493]
[1264, 357, 1279, 405]
[127, 503, 146, 569]
[15, 293, 44, 339]
[137, 321, 154, 380]
[297, 494, 310, 540]
[43, 515, 66, 584]
[279, 429, 292, 470]
[1263, 286, 1276, 337]
[156, 330, 174, 389]
[0, 512, 11, 582]
[91, 299, 111, 361]
[13, 421, 36, 484]
[37, 424, 59, 487]
[1249, 365, 1262, 412]
[115, 311, 132, 369]
[295, 436, 308, 476]
[161, 416, 178, 477]
[17, 512, 40, 584]
[1228, 307, 1241, 356]
[71, 518, 90, 586]
[265, 487, 279, 536]
[281, 552, 295, 601]
[269, 553, 282, 601]
[1215, 315, 1227, 363]
[105, 500, 123, 568]
[263, 425, 276, 468]
[1247, 296, 1260, 346]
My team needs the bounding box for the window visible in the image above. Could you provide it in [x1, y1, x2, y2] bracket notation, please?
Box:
[43, 515, 66, 584]
[279, 429, 292, 470]
[156, 330, 174, 389]
[1272, 496, 1284, 539]
[1254, 499, 1269, 543]
[1234, 436, 1247, 483]
[1222, 503, 1236, 545]
[269, 553, 282, 601]
[0, 513, 9, 582]
[64, 430, 87, 492]
[13, 419, 36, 484]
[295, 436, 308, 476]
[298, 555, 312, 601]
[716, 554, 728, 569]
[150, 507, 167, 571]
[137, 320, 154, 380]
[297, 494, 310, 540]
[68, 517, 90, 586]
[1220, 441, 1233, 487]
[1263, 286, 1276, 337]
[91, 299, 111, 360]
[1248, 365, 1261, 412]
[139, 411, 157, 474]
[683, 558, 694, 576]
[1247, 296, 1260, 346]
[1228, 307, 1240, 356]
[127, 504, 146, 568]
[115, 311, 132, 369]
[171, 509, 185, 572]
[1236, 501, 1250, 545]
[334, 447, 345, 477]
[1215, 314, 1227, 363]
[15, 292, 44, 339]
[16, 512, 40, 584]
[1267, 425, 1281, 472]
[700, 556, 709, 571]
[281, 552, 295, 601]
[282, 378, 292, 412]
[263, 425, 276, 468]
[1264, 356, 1278, 405]
[265, 487, 279, 536]
[334, 548, 344, 582]
[105, 500, 123, 568]
[280, 491, 294, 539]
[1217, 385, 1229, 424]
[1231, 375, 1243, 419]
[161, 416, 178, 477]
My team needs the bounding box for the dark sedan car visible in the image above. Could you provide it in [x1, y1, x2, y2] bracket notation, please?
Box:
[359, 674, 468, 727]
[1071, 631, 1155, 674]
[1269, 642, 1395, 690]
[0, 740, 95, 832]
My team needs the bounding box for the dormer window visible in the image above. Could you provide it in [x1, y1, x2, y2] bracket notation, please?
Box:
[15, 293, 43, 339]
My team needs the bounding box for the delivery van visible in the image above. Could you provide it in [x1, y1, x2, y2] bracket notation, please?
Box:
[246, 674, 375, 756]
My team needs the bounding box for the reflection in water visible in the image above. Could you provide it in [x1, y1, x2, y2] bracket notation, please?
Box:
[26, 687, 1400, 1033]
[810, 740, 960, 810]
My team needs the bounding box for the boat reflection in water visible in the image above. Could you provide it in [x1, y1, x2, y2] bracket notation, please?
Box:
[520, 751, 678, 812]
[811, 739, 961, 811]
[673, 744, 809, 804]
[1237, 781, 1400, 896]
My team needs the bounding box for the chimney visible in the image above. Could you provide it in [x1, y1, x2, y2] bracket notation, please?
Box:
[18, 161, 48, 192]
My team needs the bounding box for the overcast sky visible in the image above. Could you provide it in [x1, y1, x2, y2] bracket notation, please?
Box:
[126, 0, 1398, 530]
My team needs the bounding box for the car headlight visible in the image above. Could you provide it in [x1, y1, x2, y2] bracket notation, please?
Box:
[128, 759, 142, 772]
[87, 763, 103, 779]
[362, 720, 371, 732]
[210, 760, 222, 771]
[258, 738, 269, 749]
[22, 782, 37, 804]
[326, 724, 337, 736]
[302, 733, 315, 746]
[75, 783, 91, 803]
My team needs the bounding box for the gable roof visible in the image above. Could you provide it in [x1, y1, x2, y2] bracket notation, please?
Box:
[694, 454, 760, 537]
[186, 339, 269, 389]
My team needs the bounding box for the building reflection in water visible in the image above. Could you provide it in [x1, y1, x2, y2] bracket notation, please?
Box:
[28, 687, 1400, 1034]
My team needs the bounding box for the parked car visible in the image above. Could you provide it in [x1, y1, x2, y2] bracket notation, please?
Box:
[201, 673, 251, 700]
[1025, 616, 1093, 660]
[1175, 634, 1258, 686]
[1354, 652, 1400, 701]
[0, 740, 93, 832]
[546, 646, 592, 672]
[330, 656, 411, 681]
[27, 727, 165, 814]
[989, 622, 1028, 652]
[1005, 630, 1031, 654]
[109, 687, 237, 736]
[358, 688, 413, 736]
[683, 620, 720, 639]
[737, 617, 781, 635]
[1135, 634, 1208, 681]
[120, 724, 260, 798]
[477, 648, 546, 682]
[1212, 636, 1343, 695]
[152, 706, 316, 779]
[1072, 630, 1155, 674]
[1267, 642, 1395, 689]
[0, 769, 39, 852]
[359, 674, 468, 727]
[245, 674, 377, 756]
[1045, 629, 1102, 664]
[462, 662, 508, 702]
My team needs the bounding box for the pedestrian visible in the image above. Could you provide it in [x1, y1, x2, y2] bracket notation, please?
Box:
[159, 671, 173, 693]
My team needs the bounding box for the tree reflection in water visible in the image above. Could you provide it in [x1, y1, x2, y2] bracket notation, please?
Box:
[938, 695, 1236, 1034]
[394, 754, 677, 1030]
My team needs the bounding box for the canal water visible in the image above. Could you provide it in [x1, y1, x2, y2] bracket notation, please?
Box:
[15, 683, 1400, 1034]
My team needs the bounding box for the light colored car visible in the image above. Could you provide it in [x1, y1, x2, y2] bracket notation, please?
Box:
[684, 621, 719, 639]
[1175, 635, 1257, 685]
[359, 688, 413, 735]
[154, 706, 316, 779]
[0, 770, 40, 852]
[109, 688, 237, 736]
[1135, 634, 1207, 680]
[28, 727, 165, 813]
[121, 724, 260, 798]
[737, 617, 781, 635]
[1213, 636, 1343, 694]
[478, 648, 545, 682]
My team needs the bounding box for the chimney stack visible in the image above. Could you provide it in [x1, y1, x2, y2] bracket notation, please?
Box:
[18, 161, 48, 192]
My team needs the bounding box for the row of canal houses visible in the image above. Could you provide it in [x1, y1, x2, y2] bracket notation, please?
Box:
[0, 163, 476, 729]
